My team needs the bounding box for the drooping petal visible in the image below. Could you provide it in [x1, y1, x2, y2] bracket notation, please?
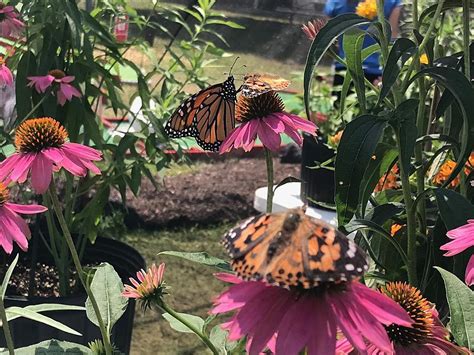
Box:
[9, 153, 35, 182]
[275, 295, 318, 355]
[212, 281, 267, 314]
[63, 143, 102, 161]
[0, 65, 13, 87]
[219, 126, 243, 154]
[0, 216, 13, 254]
[58, 83, 81, 105]
[0, 153, 21, 182]
[60, 76, 75, 84]
[59, 150, 88, 176]
[306, 297, 337, 355]
[241, 120, 259, 151]
[257, 119, 281, 151]
[30, 152, 53, 194]
[42, 147, 65, 164]
[214, 272, 242, 284]
[261, 115, 285, 134]
[465, 254, 474, 286]
[0, 209, 29, 251]
[5, 203, 47, 214]
[27, 75, 55, 93]
[351, 282, 413, 327]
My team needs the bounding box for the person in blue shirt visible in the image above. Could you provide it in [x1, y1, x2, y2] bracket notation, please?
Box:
[324, 0, 402, 85]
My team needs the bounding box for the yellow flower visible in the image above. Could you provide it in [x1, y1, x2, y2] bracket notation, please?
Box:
[390, 224, 403, 237]
[420, 53, 429, 65]
[356, 0, 378, 20]
[329, 130, 343, 146]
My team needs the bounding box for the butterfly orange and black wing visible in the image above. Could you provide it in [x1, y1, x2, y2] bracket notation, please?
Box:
[241, 73, 290, 98]
[222, 208, 368, 289]
[165, 76, 237, 152]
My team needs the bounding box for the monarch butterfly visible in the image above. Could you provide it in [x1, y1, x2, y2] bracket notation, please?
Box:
[223, 208, 368, 289]
[241, 73, 290, 98]
[165, 75, 237, 152]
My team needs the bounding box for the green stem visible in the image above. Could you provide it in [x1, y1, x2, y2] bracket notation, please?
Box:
[48, 180, 113, 355]
[396, 133, 418, 286]
[463, 0, 471, 83]
[415, 78, 427, 234]
[158, 302, 219, 355]
[401, 0, 445, 93]
[0, 296, 14, 355]
[19, 93, 50, 124]
[376, 0, 389, 62]
[412, 0, 419, 31]
[264, 148, 274, 213]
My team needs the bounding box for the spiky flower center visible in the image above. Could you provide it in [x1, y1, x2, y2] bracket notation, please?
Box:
[48, 69, 66, 80]
[381, 282, 434, 346]
[236, 91, 285, 123]
[15, 117, 68, 153]
[0, 183, 9, 206]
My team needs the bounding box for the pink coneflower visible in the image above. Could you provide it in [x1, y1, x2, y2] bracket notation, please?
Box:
[220, 92, 316, 153]
[0, 3, 24, 38]
[301, 19, 327, 41]
[123, 263, 166, 310]
[0, 55, 12, 87]
[441, 219, 474, 286]
[0, 117, 102, 194]
[27, 69, 81, 106]
[336, 282, 470, 354]
[0, 182, 47, 254]
[211, 273, 413, 354]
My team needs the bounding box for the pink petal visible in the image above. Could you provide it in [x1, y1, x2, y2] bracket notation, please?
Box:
[248, 291, 294, 355]
[242, 120, 259, 152]
[307, 297, 337, 355]
[278, 113, 317, 133]
[0, 221, 13, 254]
[31, 152, 53, 194]
[214, 272, 241, 284]
[212, 281, 267, 314]
[27, 75, 54, 93]
[59, 151, 88, 176]
[466, 254, 474, 286]
[10, 153, 35, 182]
[351, 282, 413, 327]
[63, 143, 102, 160]
[275, 295, 317, 355]
[57, 90, 67, 106]
[261, 115, 285, 133]
[257, 120, 281, 151]
[59, 83, 81, 103]
[42, 147, 64, 163]
[5, 203, 47, 214]
[0, 154, 21, 182]
[0, 65, 13, 87]
[219, 126, 243, 154]
[0, 208, 29, 251]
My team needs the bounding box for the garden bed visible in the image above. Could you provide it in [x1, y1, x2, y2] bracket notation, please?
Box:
[114, 157, 300, 228]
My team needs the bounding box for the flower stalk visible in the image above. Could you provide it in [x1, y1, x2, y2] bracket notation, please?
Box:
[48, 180, 113, 355]
[157, 302, 219, 355]
[264, 148, 274, 213]
[0, 296, 14, 355]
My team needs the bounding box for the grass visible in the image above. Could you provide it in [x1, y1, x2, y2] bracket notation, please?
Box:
[124, 223, 233, 354]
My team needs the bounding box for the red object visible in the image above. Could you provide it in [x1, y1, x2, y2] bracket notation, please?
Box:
[114, 13, 129, 43]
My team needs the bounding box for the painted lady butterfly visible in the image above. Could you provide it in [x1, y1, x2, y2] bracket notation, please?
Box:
[241, 73, 290, 98]
[223, 208, 368, 289]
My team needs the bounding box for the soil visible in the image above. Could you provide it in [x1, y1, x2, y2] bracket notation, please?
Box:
[114, 157, 300, 228]
[5, 262, 80, 298]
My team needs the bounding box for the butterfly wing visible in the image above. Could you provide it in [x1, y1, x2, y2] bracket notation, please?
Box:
[165, 77, 236, 152]
[223, 209, 368, 289]
[241, 73, 290, 98]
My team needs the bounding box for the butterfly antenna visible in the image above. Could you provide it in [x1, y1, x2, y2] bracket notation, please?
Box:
[229, 56, 240, 76]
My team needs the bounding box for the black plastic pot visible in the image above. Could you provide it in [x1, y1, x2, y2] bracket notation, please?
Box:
[1, 237, 145, 354]
[300, 133, 336, 208]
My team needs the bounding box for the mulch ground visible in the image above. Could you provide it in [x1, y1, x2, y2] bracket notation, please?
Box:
[115, 157, 300, 228]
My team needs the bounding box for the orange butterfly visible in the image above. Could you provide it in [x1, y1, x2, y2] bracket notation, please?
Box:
[241, 73, 290, 98]
[165, 76, 236, 152]
[222, 208, 368, 289]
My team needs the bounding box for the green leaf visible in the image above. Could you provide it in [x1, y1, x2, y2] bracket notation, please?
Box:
[420, 0, 474, 24]
[335, 115, 388, 225]
[15, 51, 36, 122]
[434, 188, 474, 230]
[391, 99, 418, 172]
[435, 267, 474, 349]
[359, 143, 398, 217]
[413, 67, 474, 188]
[343, 28, 367, 112]
[5, 306, 82, 336]
[1, 254, 18, 298]
[6, 304, 85, 322]
[158, 251, 231, 271]
[304, 13, 370, 118]
[162, 312, 205, 334]
[210, 325, 228, 353]
[11, 339, 90, 355]
[379, 38, 416, 104]
[85, 263, 128, 331]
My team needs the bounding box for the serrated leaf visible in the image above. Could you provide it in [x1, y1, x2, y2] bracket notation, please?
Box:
[85, 263, 128, 331]
[163, 312, 205, 334]
[158, 251, 231, 271]
[435, 267, 474, 349]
